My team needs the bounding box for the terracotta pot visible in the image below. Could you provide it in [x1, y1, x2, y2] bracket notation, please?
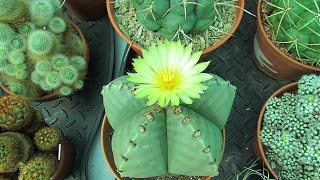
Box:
[0, 19, 89, 102]
[101, 115, 226, 180]
[62, 0, 107, 21]
[253, 82, 298, 180]
[106, 0, 244, 59]
[253, 0, 320, 80]
[52, 138, 74, 180]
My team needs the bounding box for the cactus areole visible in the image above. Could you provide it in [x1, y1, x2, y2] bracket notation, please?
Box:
[102, 41, 236, 178]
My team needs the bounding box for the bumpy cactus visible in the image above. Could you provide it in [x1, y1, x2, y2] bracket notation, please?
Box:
[0, 95, 33, 131]
[260, 74, 320, 179]
[131, 0, 219, 39]
[34, 127, 62, 151]
[0, 136, 21, 173]
[266, 0, 320, 66]
[0, 0, 87, 99]
[18, 153, 58, 180]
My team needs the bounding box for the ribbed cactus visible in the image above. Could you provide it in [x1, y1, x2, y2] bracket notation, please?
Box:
[266, 0, 320, 65]
[102, 76, 236, 177]
[0, 136, 21, 173]
[18, 153, 58, 180]
[0, 95, 33, 131]
[131, 0, 218, 39]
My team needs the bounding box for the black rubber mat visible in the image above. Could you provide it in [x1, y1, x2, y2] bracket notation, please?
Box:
[0, 1, 297, 179]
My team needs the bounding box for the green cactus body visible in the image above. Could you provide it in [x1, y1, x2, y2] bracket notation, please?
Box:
[8, 82, 29, 96]
[0, 132, 34, 164]
[30, 0, 55, 27]
[267, 0, 320, 65]
[166, 106, 222, 176]
[102, 76, 148, 130]
[102, 75, 236, 178]
[112, 107, 167, 178]
[18, 153, 58, 180]
[131, 0, 217, 39]
[34, 127, 62, 151]
[48, 17, 67, 34]
[185, 74, 236, 130]
[18, 22, 35, 36]
[0, 23, 16, 46]
[10, 35, 26, 51]
[58, 86, 72, 96]
[27, 30, 54, 56]
[0, 136, 21, 173]
[0, 95, 33, 131]
[64, 31, 85, 56]
[0, 0, 29, 24]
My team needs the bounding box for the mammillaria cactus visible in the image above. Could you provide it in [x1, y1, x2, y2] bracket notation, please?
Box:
[265, 0, 320, 66]
[0, 95, 33, 131]
[260, 74, 320, 179]
[102, 40, 236, 178]
[0, 136, 21, 173]
[0, 0, 87, 99]
[18, 153, 58, 180]
[34, 127, 62, 151]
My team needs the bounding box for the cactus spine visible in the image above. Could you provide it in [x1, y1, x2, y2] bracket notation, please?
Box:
[34, 127, 62, 151]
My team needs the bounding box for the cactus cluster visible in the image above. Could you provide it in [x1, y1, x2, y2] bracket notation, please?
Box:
[0, 95, 62, 179]
[0, 0, 87, 99]
[266, 0, 320, 66]
[130, 0, 237, 40]
[260, 74, 320, 179]
[102, 40, 236, 179]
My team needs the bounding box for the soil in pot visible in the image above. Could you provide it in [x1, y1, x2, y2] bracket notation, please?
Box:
[108, 0, 244, 57]
[101, 115, 225, 180]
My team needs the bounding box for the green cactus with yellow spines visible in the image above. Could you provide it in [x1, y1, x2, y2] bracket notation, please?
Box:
[0, 95, 33, 131]
[102, 76, 236, 178]
[0, 136, 21, 173]
[18, 153, 58, 180]
[34, 127, 62, 151]
[265, 0, 320, 66]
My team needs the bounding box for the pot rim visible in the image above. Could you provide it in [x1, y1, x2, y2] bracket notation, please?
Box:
[101, 114, 226, 180]
[256, 82, 298, 179]
[0, 19, 90, 102]
[257, 0, 320, 71]
[106, 0, 245, 57]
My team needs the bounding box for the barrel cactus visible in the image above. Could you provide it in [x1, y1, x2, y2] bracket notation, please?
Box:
[18, 153, 58, 180]
[265, 0, 320, 66]
[260, 74, 320, 179]
[0, 0, 87, 99]
[102, 40, 236, 178]
[0, 95, 33, 131]
[34, 127, 62, 151]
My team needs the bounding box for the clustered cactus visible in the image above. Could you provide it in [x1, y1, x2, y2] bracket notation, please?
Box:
[102, 75, 236, 177]
[265, 0, 320, 66]
[0, 95, 62, 179]
[130, 0, 237, 40]
[260, 74, 320, 179]
[0, 0, 87, 99]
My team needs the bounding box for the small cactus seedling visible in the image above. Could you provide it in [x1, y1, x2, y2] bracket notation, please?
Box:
[18, 153, 58, 180]
[265, 0, 320, 66]
[34, 127, 62, 151]
[0, 95, 33, 131]
[0, 23, 16, 46]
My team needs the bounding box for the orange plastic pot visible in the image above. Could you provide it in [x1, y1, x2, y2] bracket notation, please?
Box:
[62, 0, 107, 21]
[106, 0, 244, 59]
[52, 138, 74, 180]
[253, 0, 320, 80]
[253, 82, 298, 180]
[101, 115, 226, 180]
[0, 19, 89, 102]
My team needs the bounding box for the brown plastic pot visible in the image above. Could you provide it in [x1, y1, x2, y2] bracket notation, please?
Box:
[51, 138, 74, 180]
[253, 0, 320, 80]
[106, 0, 244, 59]
[101, 114, 226, 180]
[0, 19, 89, 102]
[62, 0, 107, 21]
[253, 82, 298, 180]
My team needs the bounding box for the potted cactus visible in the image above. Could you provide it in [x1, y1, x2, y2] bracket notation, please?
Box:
[101, 40, 236, 179]
[253, 0, 320, 80]
[0, 0, 89, 101]
[253, 74, 320, 179]
[0, 95, 74, 180]
[106, 0, 245, 58]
